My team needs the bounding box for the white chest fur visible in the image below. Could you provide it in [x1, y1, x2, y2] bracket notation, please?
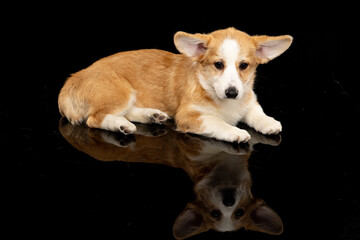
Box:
[218, 98, 251, 125]
[192, 94, 254, 126]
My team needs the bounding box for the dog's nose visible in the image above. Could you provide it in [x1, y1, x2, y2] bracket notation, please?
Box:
[223, 195, 235, 207]
[221, 188, 236, 207]
[225, 87, 238, 99]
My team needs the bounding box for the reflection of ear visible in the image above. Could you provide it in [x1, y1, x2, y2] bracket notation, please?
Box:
[174, 31, 213, 60]
[253, 35, 293, 64]
[247, 199, 283, 235]
[173, 205, 208, 240]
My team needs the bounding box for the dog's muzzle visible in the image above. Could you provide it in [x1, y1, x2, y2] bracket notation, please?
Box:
[225, 87, 238, 99]
[221, 188, 236, 207]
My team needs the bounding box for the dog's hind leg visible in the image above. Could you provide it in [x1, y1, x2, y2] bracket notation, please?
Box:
[87, 113, 137, 134]
[87, 104, 138, 134]
[85, 78, 138, 134]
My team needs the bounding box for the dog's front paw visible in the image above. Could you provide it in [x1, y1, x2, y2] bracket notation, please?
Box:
[256, 117, 282, 135]
[228, 128, 251, 143]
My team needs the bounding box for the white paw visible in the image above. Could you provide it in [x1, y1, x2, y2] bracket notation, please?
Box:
[256, 117, 282, 135]
[226, 127, 251, 143]
[148, 110, 169, 124]
[118, 121, 137, 135]
[101, 115, 137, 134]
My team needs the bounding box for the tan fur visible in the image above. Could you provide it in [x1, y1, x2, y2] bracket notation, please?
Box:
[59, 50, 188, 123]
[58, 27, 292, 141]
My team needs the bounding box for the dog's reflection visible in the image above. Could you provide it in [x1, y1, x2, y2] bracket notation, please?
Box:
[59, 118, 282, 239]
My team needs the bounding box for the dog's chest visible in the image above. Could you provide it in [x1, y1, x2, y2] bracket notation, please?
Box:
[192, 99, 250, 126]
[218, 100, 250, 125]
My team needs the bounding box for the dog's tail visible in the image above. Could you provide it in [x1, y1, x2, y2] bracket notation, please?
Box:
[58, 75, 89, 125]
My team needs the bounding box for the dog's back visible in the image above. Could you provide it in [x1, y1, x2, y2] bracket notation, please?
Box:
[58, 49, 188, 124]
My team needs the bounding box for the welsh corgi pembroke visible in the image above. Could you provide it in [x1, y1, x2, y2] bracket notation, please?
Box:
[58, 27, 292, 143]
[59, 120, 283, 239]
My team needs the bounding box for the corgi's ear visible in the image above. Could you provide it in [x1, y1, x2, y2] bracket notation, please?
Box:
[173, 205, 208, 239]
[246, 199, 283, 235]
[253, 35, 293, 64]
[174, 31, 213, 59]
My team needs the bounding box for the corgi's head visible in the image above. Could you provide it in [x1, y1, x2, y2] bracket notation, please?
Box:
[173, 191, 283, 240]
[173, 150, 283, 239]
[174, 27, 293, 100]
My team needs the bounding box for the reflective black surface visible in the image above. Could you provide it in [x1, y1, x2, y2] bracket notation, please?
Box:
[3, 8, 360, 240]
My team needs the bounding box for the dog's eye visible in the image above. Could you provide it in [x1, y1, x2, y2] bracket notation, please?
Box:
[235, 208, 245, 218]
[239, 62, 249, 70]
[214, 61, 224, 70]
[210, 209, 221, 219]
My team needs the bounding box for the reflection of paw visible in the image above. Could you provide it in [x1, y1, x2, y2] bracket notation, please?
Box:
[149, 110, 169, 124]
[249, 131, 282, 146]
[230, 142, 250, 155]
[150, 125, 168, 136]
[197, 138, 250, 156]
[101, 131, 136, 147]
[256, 117, 282, 135]
[135, 123, 169, 137]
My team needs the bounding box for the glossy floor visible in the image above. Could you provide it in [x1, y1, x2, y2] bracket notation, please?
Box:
[3, 12, 360, 239]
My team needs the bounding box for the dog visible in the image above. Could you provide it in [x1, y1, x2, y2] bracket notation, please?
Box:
[58, 27, 292, 143]
[59, 119, 283, 239]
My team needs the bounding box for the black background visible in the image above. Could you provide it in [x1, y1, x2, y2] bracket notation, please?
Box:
[2, 3, 360, 239]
